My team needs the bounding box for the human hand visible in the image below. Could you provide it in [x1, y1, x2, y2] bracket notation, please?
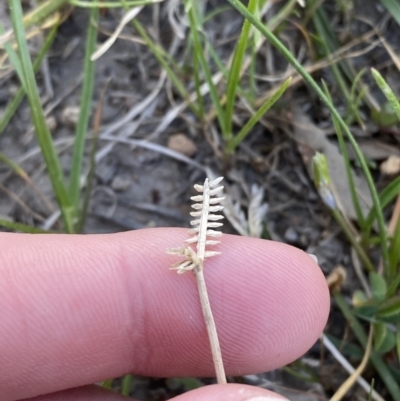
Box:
[0, 228, 329, 401]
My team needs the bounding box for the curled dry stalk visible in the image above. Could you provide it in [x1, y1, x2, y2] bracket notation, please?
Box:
[167, 176, 226, 384]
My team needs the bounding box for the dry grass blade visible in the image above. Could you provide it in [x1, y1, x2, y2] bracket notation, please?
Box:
[167, 177, 226, 384]
[248, 184, 268, 238]
[91, 6, 144, 61]
[324, 328, 382, 401]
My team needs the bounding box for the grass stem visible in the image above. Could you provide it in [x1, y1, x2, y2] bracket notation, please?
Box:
[8, 0, 74, 232]
[194, 262, 226, 384]
[69, 6, 99, 223]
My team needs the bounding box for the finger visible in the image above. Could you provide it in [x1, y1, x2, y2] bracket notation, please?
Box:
[173, 384, 289, 401]
[21, 385, 133, 401]
[1, 229, 329, 401]
[22, 384, 288, 401]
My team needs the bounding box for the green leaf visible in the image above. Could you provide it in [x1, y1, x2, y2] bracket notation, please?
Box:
[335, 292, 400, 399]
[101, 379, 113, 389]
[354, 299, 380, 320]
[397, 324, 400, 363]
[377, 296, 400, 319]
[380, 331, 396, 354]
[374, 321, 387, 351]
[375, 325, 396, 354]
[371, 106, 399, 127]
[388, 271, 400, 298]
[370, 272, 387, 301]
[352, 289, 368, 306]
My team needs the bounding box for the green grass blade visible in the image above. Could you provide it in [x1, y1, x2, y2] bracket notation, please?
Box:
[77, 81, 108, 233]
[0, 23, 25, 89]
[77, 127, 99, 233]
[202, 35, 249, 102]
[203, 5, 232, 22]
[101, 379, 113, 389]
[312, 9, 351, 103]
[224, 0, 258, 141]
[193, 49, 205, 118]
[388, 272, 400, 297]
[371, 67, 400, 279]
[225, 0, 389, 275]
[380, 0, 400, 28]
[371, 68, 400, 121]
[121, 374, 133, 395]
[335, 292, 400, 400]
[227, 76, 291, 153]
[186, 0, 226, 134]
[24, 0, 68, 29]
[389, 214, 400, 284]
[313, 152, 374, 271]
[333, 208, 374, 272]
[0, 218, 52, 233]
[366, 176, 400, 231]
[8, 0, 74, 233]
[349, 68, 369, 127]
[71, 0, 161, 7]
[131, 19, 200, 117]
[69, 6, 99, 219]
[321, 81, 366, 230]
[397, 325, 400, 363]
[0, 23, 58, 135]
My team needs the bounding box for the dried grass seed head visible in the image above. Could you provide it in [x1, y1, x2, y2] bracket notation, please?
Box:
[167, 177, 225, 274]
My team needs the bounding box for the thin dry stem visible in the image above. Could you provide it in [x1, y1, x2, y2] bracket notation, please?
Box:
[194, 262, 226, 384]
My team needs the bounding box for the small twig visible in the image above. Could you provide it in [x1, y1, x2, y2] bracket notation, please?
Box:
[167, 177, 226, 384]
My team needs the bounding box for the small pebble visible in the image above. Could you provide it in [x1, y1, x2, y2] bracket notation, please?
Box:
[46, 116, 57, 133]
[167, 133, 197, 156]
[111, 176, 131, 191]
[61, 106, 80, 127]
[284, 226, 298, 243]
[380, 155, 400, 176]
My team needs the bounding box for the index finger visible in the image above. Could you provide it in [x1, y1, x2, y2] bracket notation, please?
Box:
[0, 229, 329, 401]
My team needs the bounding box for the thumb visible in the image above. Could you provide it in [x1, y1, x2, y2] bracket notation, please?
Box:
[172, 383, 289, 401]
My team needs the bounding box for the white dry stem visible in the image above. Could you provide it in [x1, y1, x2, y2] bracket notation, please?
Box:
[321, 334, 385, 401]
[167, 176, 226, 384]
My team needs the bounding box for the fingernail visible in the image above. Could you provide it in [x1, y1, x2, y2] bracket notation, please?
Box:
[307, 253, 318, 264]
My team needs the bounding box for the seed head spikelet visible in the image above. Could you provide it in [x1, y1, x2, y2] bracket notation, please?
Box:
[167, 176, 225, 274]
[166, 176, 227, 384]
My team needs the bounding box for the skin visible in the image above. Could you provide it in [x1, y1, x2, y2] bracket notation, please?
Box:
[0, 228, 330, 401]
